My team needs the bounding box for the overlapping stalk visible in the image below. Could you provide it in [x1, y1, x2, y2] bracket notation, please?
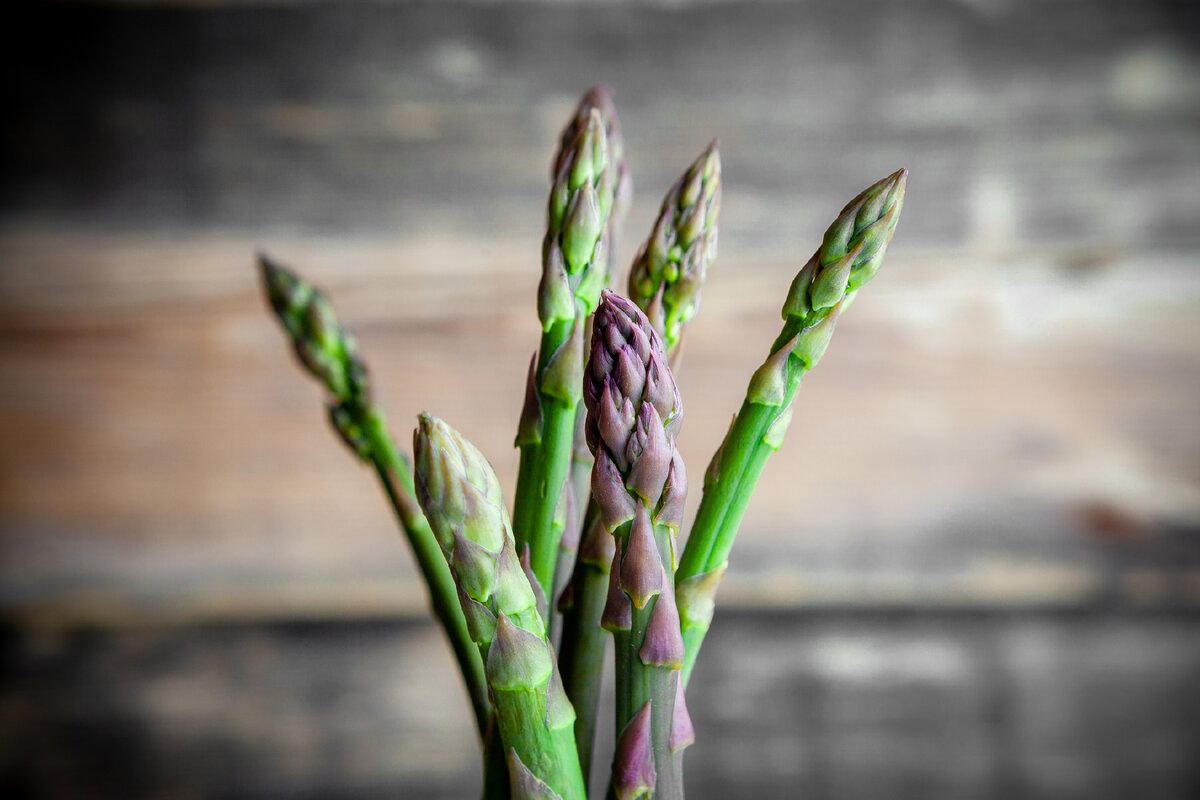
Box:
[415, 414, 586, 800]
[258, 256, 492, 739]
[585, 291, 693, 800]
[557, 144, 720, 783]
[514, 104, 616, 605]
[675, 169, 908, 684]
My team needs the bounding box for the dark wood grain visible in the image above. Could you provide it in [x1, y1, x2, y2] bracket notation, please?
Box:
[2, 1, 1199, 624]
[3, 611, 1198, 799]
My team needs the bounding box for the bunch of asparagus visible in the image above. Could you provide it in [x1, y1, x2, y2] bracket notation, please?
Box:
[260, 86, 905, 800]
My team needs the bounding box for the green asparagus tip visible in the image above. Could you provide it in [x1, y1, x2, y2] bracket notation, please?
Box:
[257, 252, 368, 410]
[627, 140, 722, 355]
[414, 412, 509, 555]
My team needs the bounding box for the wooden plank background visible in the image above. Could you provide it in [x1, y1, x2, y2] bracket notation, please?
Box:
[3, 0, 1198, 623]
[1, 2, 1199, 797]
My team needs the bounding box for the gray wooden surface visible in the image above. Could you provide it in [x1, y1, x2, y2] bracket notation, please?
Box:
[1, 1, 1199, 797]
[3, 612, 1198, 800]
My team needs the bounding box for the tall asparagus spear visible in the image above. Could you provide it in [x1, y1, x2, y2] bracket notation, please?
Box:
[415, 414, 587, 800]
[556, 145, 719, 784]
[627, 141, 721, 362]
[675, 169, 908, 684]
[258, 256, 491, 739]
[585, 291, 692, 800]
[513, 107, 615, 602]
[556, 88, 634, 635]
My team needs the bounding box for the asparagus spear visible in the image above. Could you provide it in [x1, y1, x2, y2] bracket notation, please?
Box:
[556, 146, 719, 783]
[627, 141, 721, 361]
[554, 87, 634, 640]
[675, 169, 908, 684]
[585, 291, 692, 800]
[258, 256, 491, 739]
[415, 414, 587, 800]
[513, 107, 615, 602]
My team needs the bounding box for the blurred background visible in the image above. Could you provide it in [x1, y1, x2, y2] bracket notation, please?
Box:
[2, 1, 1199, 798]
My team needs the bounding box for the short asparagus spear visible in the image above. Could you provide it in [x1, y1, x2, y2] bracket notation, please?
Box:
[513, 107, 615, 602]
[585, 291, 692, 800]
[415, 414, 587, 800]
[675, 169, 908, 684]
[627, 141, 721, 361]
[258, 256, 491, 739]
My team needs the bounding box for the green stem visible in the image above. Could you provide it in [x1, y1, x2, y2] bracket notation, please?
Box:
[556, 506, 610, 785]
[549, 362, 597, 645]
[675, 352, 805, 685]
[610, 519, 685, 800]
[513, 317, 580, 603]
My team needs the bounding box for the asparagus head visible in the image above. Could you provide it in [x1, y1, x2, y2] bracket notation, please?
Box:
[627, 141, 721, 359]
[553, 85, 632, 283]
[585, 290, 691, 800]
[259, 254, 374, 458]
[415, 414, 587, 800]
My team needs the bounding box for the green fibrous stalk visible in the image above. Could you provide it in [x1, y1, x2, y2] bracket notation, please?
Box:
[675, 169, 908, 685]
[585, 291, 692, 800]
[258, 256, 492, 741]
[514, 102, 616, 608]
[627, 141, 721, 361]
[554, 511, 613, 786]
[415, 414, 586, 800]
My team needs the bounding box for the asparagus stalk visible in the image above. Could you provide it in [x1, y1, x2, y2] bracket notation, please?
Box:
[258, 256, 492, 739]
[556, 146, 719, 782]
[627, 141, 722, 362]
[555, 511, 613, 785]
[513, 107, 615, 602]
[555, 87, 633, 639]
[675, 169, 908, 684]
[415, 414, 587, 800]
[585, 291, 692, 800]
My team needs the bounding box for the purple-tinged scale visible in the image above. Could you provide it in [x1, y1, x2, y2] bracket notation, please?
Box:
[626, 404, 671, 506]
[669, 673, 695, 753]
[601, 540, 633, 631]
[619, 506, 664, 609]
[592, 448, 636, 532]
[612, 701, 656, 800]
[638, 574, 685, 668]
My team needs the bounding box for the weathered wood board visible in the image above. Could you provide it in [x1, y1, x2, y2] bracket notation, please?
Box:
[2, 0, 1199, 624]
[3, 612, 1198, 799]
